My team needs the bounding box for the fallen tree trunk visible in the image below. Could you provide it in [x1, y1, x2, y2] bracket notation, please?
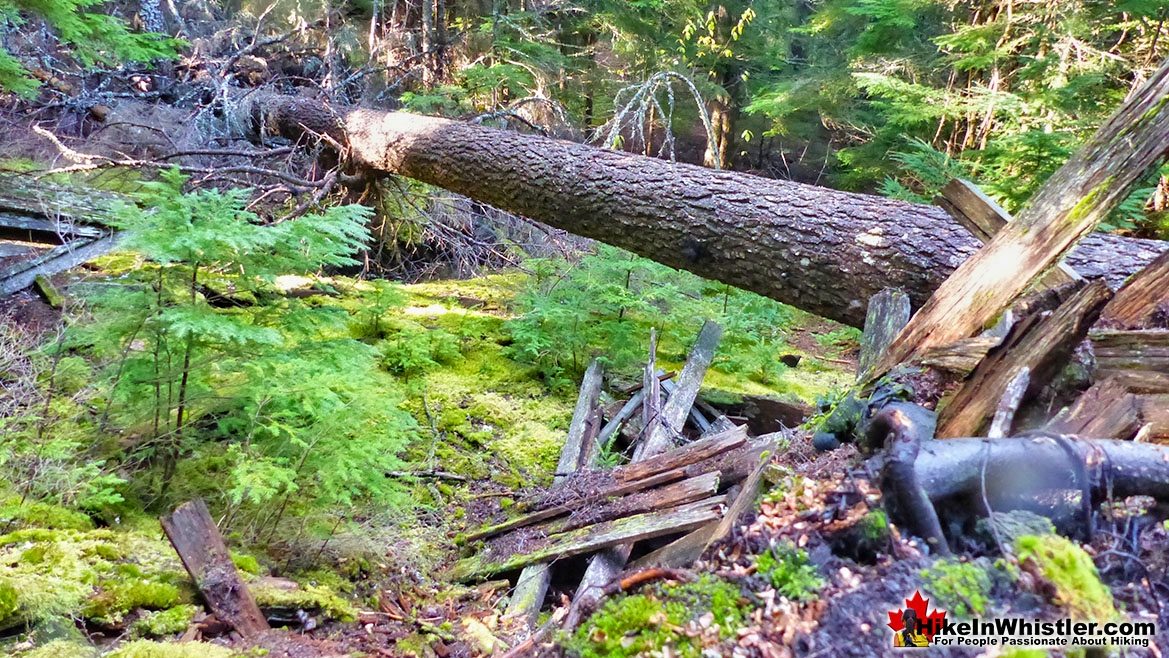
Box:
[244, 95, 1167, 328]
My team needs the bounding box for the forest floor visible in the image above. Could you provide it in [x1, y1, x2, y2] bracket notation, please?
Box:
[2, 265, 1166, 658]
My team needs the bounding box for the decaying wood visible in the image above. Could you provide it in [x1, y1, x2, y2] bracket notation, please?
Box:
[1045, 378, 1142, 440]
[449, 496, 727, 581]
[161, 500, 269, 638]
[586, 390, 644, 464]
[506, 360, 602, 624]
[915, 337, 999, 375]
[0, 235, 119, 296]
[609, 425, 747, 485]
[1100, 248, 1169, 329]
[872, 406, 950, 555]
[857, 288, 911, 380]
[937, 280, 1112, 438]
[1092, 329, 1169, 374]
[661, 378, 712, 433]
[935, 179, 1081, 289]
[873, 59, 1169, 377]
[1135, 395, 1169, 441]
[566, 322, 723, 627]
[493, 472, 721, 544]
[629, 437, 776, 570]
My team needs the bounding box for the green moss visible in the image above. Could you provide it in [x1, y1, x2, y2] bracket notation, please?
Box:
[860, 509, 889, 542]
[18, 639, 99, 658]
[0, 524, 190, 627]
[230, 552, 262, 576]
[104, 640, 238, 658]
[920, 559, 992, 617]
[1013, 534, 1115, 619]
[84, 581, 183, 625]
[130, 605, 199, 638]
[251, 582, 356, 622]
[0, 500, 94, 531]
[0, 578, 18, 626]
[754, 543, 824, 601]
[569, 575, 745, 658]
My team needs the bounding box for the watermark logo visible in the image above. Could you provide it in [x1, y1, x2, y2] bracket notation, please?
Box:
[887, 591, 946, 648]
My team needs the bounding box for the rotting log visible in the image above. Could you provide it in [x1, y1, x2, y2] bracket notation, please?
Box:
[160, 500, 269, 638]
[872, 59, 1169, 376]
[237, 94, 1166, 329]
[937, 280, 1112, 438]
[1100, 247, 1169, 329]
[448, 495, 727, 581]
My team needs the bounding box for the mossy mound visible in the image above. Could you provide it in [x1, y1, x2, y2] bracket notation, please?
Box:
[568, 575, 747, 658]
[104, 640, 238, 658]
[920, 558, 993, 617]
[1014, 534, 1116, 619]
[250, 579, 357, 623]
[0, 516, 193, 631]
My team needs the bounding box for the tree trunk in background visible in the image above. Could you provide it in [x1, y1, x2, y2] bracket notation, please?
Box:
[248, 97, 1167, 328]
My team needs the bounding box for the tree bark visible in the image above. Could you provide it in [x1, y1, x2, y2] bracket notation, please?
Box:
[247, 97, 1168, 328]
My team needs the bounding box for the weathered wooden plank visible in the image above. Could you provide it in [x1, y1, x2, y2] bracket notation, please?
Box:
[449, 496, 727, 581]
[1046, 378, 1143, 440]
[1098, 370, 1169, 394]
[0, 235, 119, 296]
[629, 438, 775, 570]
[987, 367, 1030, 438]
[585, 390, 645, 465]
[501, 472, 721, 542]
[0, 212, 105, 242]
[1100, 248, 1169, 329]
[636, 320, 723, 458]
[1091, 329, 1169, 372]
[936, 179, 1081, 289]
[916, 336, 999, 375]
[937, 280, 1112, 438]
[611, 424, 747, 484]
[873, 60, 1169, 379]
[506, 359, 602, 624]
[857, 288, 911, 380]
[661, 378, 712, 433]
[160, 500, 269, 638]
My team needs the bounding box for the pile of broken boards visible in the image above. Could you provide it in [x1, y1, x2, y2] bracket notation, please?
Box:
[816, 179, 1169, 556]
[450, 321, 783, 627]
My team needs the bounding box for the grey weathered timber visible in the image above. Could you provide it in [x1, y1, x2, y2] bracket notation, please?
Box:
[505, 360, 601, 625]
[0, 235, 119, 296]
[565, 321, 723, 627]
[1091, 329, 1169, 386]
[161, 500, 269, 638]
[1046, 378, 1143, 440]
[244, 95, 1165, 328]
[449, 496, 727, 581]
[873, 58, 1169, 376]
[857, 289, 911, 379]
[937, 281, 1112, 438]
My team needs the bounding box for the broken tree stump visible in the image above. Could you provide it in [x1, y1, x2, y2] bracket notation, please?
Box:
[161, 500, 269, 638]
[872, 58, 1169, 379]
[857, 288, 911, 380]
[937, 280, 1112, 438]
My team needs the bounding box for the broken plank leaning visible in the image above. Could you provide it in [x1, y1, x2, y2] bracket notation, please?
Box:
[161, 499, 269, 638]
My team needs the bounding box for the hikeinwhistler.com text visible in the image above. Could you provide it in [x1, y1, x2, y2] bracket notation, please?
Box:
[928, 618, 1158, 648]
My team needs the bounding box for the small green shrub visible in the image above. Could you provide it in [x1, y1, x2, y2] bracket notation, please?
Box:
[754, 543, 824, 601]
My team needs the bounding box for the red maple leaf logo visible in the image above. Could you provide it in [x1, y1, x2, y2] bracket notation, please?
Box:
[887, 591, 947, 641]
